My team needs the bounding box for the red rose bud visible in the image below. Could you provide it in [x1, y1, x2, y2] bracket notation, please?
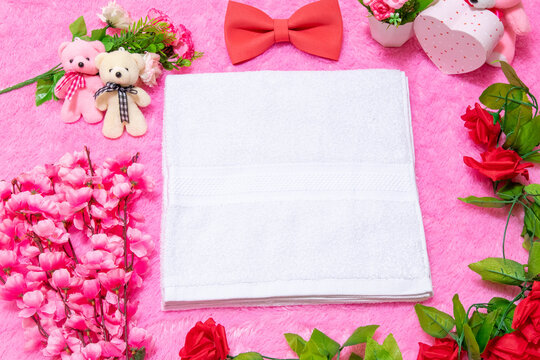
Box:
[462, 103, 501, 148]
[512, 281, 540, 345]
[417, 338, 461, 360]
[463, 147, 533, 182]
[179, 318, 230, 360]
[482, 331, 540, 360]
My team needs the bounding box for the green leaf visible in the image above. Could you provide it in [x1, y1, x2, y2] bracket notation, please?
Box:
[147, 43, 157, 53]
[299, 329, 340, 360]
[468, 258, 526, 286]
[284, 333, 307, 356]
[469, 311, 487, 336]
[35, 75, 55, 106]
[382, 334, 402, 360]
[463, 324, 481, 360]
[476, 309, 498, 353]
[90, 28, 107, 41]
[528, 242, 540, 279]
[488, 298, 515, 335]
[525, 184, 540, 204]
[414, 304, 455, 338]
[500, 61, 528, 92]
[350, 353, 363, 360]
[523, 203, 540, 239]
[101, 36, 114, 52]
[505, 115, 540, 155]
[343, 325, 380, 347]
[452, 294, 467, 337]
[458, 196, 507, 208]
[523, 153, 540, 163]
[69, 16, 87, 39]
[497, 182, 524, 201]
[364, 338, 393, 360]
[129, 348, 146, 360]
[480, 83, 525, 110]
[234, 353, 263, 360]
[501, 102, 532, 138]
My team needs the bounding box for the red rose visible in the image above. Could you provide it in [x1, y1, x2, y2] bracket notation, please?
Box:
[417, 338, 461, 360]
[483, 332, 531, 360]
[463, 147, 533, 181]
[462, 103, 501, 148]
[513, 282, 540, 345]
[179, 318, 230, 360]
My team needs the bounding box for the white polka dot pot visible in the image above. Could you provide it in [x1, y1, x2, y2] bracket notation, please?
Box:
[368, 16, 415, 48]
[414, 0, 503, 75]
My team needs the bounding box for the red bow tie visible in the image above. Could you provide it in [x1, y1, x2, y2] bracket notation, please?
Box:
[224, 0, 343, 64]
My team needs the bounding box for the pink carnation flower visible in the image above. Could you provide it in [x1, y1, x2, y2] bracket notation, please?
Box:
[370, 0, 394, 20]
[140, 52, 163, 87]
[383, 0, 408, 9]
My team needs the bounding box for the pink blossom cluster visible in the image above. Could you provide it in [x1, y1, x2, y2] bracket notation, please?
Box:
[364, 0, 408, 21]
[0, 148, 154, 359]
[147, 8, 195, 60]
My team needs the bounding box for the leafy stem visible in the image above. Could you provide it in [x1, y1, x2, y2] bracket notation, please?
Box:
[502, 198, 519, 259]
[0, 63, 62, 95]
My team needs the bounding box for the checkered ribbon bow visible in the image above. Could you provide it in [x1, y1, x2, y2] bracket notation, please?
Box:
[94, 82, 138, 123]
[55, 72, 86, 101]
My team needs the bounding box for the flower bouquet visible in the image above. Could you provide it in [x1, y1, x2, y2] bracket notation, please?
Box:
[0, 1, 202, 106]
[358, 0, 434, 47]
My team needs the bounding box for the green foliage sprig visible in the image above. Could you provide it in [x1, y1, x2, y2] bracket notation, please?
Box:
[230, 326, 403, 360]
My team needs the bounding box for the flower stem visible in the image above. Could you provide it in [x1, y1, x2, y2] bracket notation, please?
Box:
[0, 64, 62, 95]
[122, 195, 130, 357]
[32, 315, 49, 338]
[502, 199, 518, 259]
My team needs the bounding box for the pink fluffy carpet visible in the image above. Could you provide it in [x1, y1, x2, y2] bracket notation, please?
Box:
[0, 0, 539, 359]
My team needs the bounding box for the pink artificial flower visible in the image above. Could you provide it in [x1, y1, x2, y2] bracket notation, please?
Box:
[17, 290, 55, 318]
[65, 186, 93, 211]
[111, 175, 132, 198]
[98, 269, 131, 293]
[17, 168, 53, 195]
[26, 270, 47, 288]
[173, 24, 195, 60]
[127, 228, 154, 258]
[0, 272, 27, 300]
[370, 0, 394, 20]
[99, 338, 125, 357]
[57, 151, 87, 169]
[82, 279, 100, 299]
[81, 343, 102, 360]
[33, 219, 69, 244]
[57, 166, 88, 187]
[39, 252, 69, 272]
[27, 193, 58, 216]
[140, 52, 163, 87]
[0, 250, 19, 275]
[51, 268, 80, 291]
[80, 250, 116, 272]
[383, 0, 408, 9]
[129, 326, 150, 348]
[43, 329, 82, 357]
[0, 181, 11, 200]
[103, 153, 133, 174]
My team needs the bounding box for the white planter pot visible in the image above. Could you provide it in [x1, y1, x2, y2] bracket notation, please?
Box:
[368, 16, 414, 47]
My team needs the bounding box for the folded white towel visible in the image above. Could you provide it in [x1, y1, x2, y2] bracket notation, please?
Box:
[162, 69, 432, 310]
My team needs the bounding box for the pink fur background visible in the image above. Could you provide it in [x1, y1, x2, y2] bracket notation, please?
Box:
[0, 0, 539, 359]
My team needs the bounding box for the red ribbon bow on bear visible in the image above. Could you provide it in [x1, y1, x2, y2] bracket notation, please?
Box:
[224, 0, 343, 64]
[55, 72, 86, 101]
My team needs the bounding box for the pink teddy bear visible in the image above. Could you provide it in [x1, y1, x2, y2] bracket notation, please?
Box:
[54, 39, 105, 124]
[468, 0, 531, 65]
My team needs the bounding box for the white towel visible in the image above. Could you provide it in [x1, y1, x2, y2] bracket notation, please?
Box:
[162, 69, 432, 310]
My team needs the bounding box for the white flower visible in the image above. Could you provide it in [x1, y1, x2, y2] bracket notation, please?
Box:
[97, 1, 132, 30]
[139, 52, 163, 87]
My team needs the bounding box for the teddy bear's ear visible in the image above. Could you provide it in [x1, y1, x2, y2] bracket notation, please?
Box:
[90, 41, 106, 54]
[132, 53, 145, 72]
[95, 53, 106, 69]
[58, 42, 71, 57]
